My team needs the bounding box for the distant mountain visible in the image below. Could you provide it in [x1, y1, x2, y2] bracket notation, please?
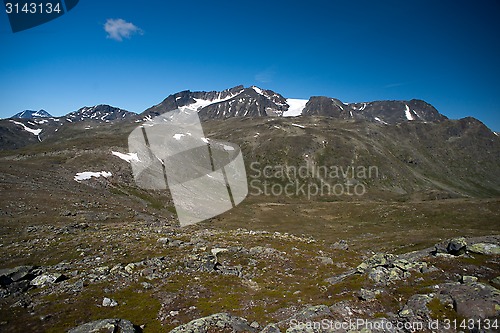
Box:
[141, 86, 448, 125]
[142, 85, 297, 120]
[12, 109, 52, 119]
[1, 104, 136, 149]
[302, 97, 448, 124]
[65, 104, 135, 123]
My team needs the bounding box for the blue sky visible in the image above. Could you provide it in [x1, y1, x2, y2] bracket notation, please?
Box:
[1, 0, 499, 131]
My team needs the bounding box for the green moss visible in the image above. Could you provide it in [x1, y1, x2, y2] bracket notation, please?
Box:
[39, 283, 162, 333]
[427, 297, 463, 321]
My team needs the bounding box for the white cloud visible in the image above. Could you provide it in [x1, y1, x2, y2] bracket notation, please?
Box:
[104, 18, 143, 42]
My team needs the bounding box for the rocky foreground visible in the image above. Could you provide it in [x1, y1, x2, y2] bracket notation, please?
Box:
[0, 220, 499, 333]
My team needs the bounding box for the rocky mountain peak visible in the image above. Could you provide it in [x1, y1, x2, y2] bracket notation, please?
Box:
[11, 109, 52, 119]
[66, 104, 135, 123]
[142, 85, 288, 120]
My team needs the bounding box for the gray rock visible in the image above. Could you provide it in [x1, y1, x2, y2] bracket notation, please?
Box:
[491, 276, 500, 286]
[68, 318, 138, 333]
[324, 271, 354, 285]
[94, 266, 110, 275]
[461, 275, 478, 284]
[211, 248, 229, 257]
[398, 294, 433, 320]
[329, 301, 355, 318]
[358, 288, 381, 301]
[249, 246, 281, 256]
[433, 237, 468, 256]
[446, 237, 467, 255]
[260, 323, 281, 333]
[438, 282, 500, 319]
[168, 313, 258, 333]
[6, 280, 31, 295]
[0, 266, 35, 286]
[102, 297, 118, 307]
[30, 273, 64, 286]
[157, 237, 171, 245]
[356, 253, 394, 273]
[368, 267, 388, 284]
[317, 257, 333, 265]
[330, 240, 348, 251]
[169, 239, 184, 247]
[26, 226, 37, 232]
[250, 321, 260, 329]
[124, 263, 136, 274]
[468, 243, 500, 255]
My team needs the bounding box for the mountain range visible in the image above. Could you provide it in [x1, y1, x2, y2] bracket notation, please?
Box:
[8, 85, 451, 125]
[4, 85, 486, 148]
[1, 85, 499, 199]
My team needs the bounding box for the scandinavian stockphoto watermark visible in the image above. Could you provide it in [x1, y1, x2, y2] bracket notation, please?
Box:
[248, 161, 378, 199]
[127, 107, 377, 226]
[128, 108, 248, 227]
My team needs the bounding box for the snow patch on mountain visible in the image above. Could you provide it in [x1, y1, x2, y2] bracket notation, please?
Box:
[374, 117, 388, 125]
[74, 171, 112, 182]
[183, 91, 243, 112]
[404, 105, 415, 121]
[252, 86, 264, 95]
[10, 120, 42, 137]
[112, 151, 140, 163]
[283, 99, 307, 117]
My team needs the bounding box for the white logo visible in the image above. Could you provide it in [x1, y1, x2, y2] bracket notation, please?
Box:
[128, 108, 248, 226]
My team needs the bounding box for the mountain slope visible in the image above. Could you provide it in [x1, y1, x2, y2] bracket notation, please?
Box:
[203, 116, 500, 198]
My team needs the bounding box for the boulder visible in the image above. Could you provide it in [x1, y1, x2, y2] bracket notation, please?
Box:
[0, 266, 35, 286]
[30, 273, 65, 286]
[438, 282, 500, 319]
[468, 243, 500, 255]
[398, 294, 433, 320]
[68, 318, 138, 333]
[168, 313, 258, 333]
[433, 237, 467, 256]
[356, 253, 395, 273]
[446, 237, 467, 255]
[102, 297, 118, 307]
[461, 275, 478, 284]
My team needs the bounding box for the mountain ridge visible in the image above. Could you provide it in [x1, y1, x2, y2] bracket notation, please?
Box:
[11, 109, 52, 119]
[2, 85, 497, 152]
[140, 86, 449, 125]
[4, 86, 465, 128]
